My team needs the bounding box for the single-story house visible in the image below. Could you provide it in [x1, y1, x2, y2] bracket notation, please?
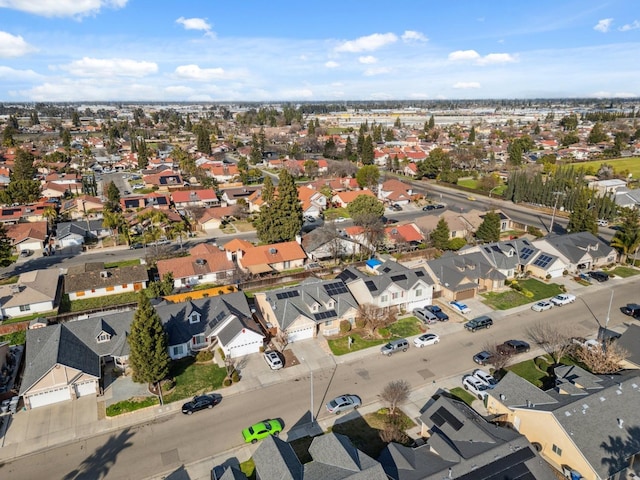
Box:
[5, 221, 47, 253]
[238, 241, 307, 274]
[64, 262, 149, 301]
[0, 269, 61, 319]
[156, 244, 235, 289]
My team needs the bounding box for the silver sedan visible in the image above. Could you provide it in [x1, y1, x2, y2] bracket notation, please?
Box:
[413, 333, 440, 348]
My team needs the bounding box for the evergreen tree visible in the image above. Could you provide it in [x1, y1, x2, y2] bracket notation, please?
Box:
[105, 181, 121, 212]
[262, 175, 274, 203]
[12, 150, 36, 181]
[185, 114, 192, 132]
[195, 124, 212, 154]
[0, 223, 13, 266]
[2, 125, 15, 147]
[361, 135, 374, 165]
[72, 110, 80, 127]
[344, 137, 354, 161]
[475, 211, 501, 243]
[508, 140, 523, 166]
[567, 192, 597, 235]
[255, 169, 302, 243]
[468, 126, 476, 143]
[323, 138, 337, 159]
[137, 138, 149, 169]
[428, 115, 435, 129]
[347, 195, 384, 221]
[249, 133, 262, 164]
[61, 128, 71, 151]
[127, 294, 170, 385]
[394, 116, 402, 128]
[587, 122, 608, 144]
[431, 218, 450, 250]
[610, 208, 640, 264]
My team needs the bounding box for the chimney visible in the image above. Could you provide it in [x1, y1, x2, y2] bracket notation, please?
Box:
[295, 234, 302, 245]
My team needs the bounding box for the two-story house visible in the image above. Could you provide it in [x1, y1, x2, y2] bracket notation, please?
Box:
[156, 244, 235, 289]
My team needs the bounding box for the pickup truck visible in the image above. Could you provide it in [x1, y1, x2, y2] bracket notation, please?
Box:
[550, 293, 576, 306]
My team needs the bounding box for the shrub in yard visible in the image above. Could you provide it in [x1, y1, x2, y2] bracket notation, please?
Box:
[505, 279, 512, 286]
[339, 320, 352, 333]
[196, 350, 213, 363]
[218, 347, 226, 361]
[546, 274, 552, 280]
[223, 378, 232, 387]
[535, 356, 550, 370]
[231, 370, 240, 383]
[355, 317, 366, 329]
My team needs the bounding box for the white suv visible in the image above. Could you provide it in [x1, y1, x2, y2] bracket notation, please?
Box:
[263, 351, 283, 370]
[462, 374, 490, 400]
[473, 369, 498, 388]
[550, 293, 576, 306]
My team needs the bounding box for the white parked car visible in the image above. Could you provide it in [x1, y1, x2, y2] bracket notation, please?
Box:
[473, 369, 498, 388]
[550, 293, 576, 306]
[531, 300, 553, 312]
[334, 216, 347, 223]
[462, 374, 490, 400]
[263, 350, 283, 370]
[449, 301, 471, 315]
[413, 333, 440, 348]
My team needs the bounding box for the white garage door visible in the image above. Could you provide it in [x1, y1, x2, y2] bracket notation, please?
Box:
[27, 386, 71, 409]
[287, 326, 315, 343]
[75, 380, 97, 397]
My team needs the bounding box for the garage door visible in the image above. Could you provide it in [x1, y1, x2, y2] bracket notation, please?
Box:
[75, 380, 97, 397]
[455, 289, 476, 301]
[27, 386, 71, 409]
[287, 326, 315, 343]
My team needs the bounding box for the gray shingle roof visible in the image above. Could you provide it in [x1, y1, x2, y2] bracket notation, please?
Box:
[616, 324, 640, 367]
[489, 371, 558, 408]
[253, 435, 303, 480]
[539, 231, 616, 264]
[64, 263, 149, 293]
[427, 252, 504, 291]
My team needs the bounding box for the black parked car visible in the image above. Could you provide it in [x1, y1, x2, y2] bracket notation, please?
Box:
[588, 271, 609, 282]
[182, 394, 220, 415]
[621, 303, 640, 318]
[390, 203, 403, 211]
[423, 205, 436, 211]
[497, 340, 530, 355]
[129, 243, 144, 249]
[426, 305, 449, 321]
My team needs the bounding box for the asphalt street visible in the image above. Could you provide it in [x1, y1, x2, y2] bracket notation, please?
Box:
[1, 276, 637, 480]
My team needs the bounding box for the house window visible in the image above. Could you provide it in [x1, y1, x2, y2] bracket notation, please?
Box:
[312, 304, 318, 312]
[20, 304, 31, 312]
[189, 312, 200, 324]
[552, 444, 562, 456]
[172, 345, 184, 356]
[392, 292, 399, 300]
[325, 321, 332, 327]
[121, 284, 127, 289]
[91, 289, 96, 293]
[192, 334, 205, 345]
[283, 261, 291, 269]
[451, 231, 457, 237]
[381, 295, 388, 303]
[415, 289, 422, 298]
[97, 333, 111, 343]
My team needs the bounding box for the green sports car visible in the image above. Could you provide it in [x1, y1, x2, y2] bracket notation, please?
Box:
[242, 419, 283, 444]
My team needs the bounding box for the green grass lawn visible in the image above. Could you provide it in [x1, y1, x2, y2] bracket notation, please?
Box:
[506, 359, 550, 388]
[1, 310, 58, 324]
[324, 207, 350, 220]
[328, 316, 423, 356]
[482, 278, 564, 310]
[608, 266, 640, 278]
[103, 259, 142, 268]
[162, 357, 228, 404]
[106, 397, 159, 417]
[448, 387, 477, 407]
[61, 291, 141, 313]
[574, 156, 640, 179]
[329, 409, 415, 459]
[457, 178, 478, 189]
[0, 275, 19, 285]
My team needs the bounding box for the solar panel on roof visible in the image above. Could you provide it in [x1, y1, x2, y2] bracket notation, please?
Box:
[521, 247, 534, 260]
[338, 269, 358, 282]
[323, 282, 348, 295]
[415, 270, 424, 277]
[533, 254, 553, 268]
[390, 274, 407, 282]
[430, 406, 463, 431]
[276, 291, 300, 300]
[365, 280, 376, 292]
[456, 446, 535, 480]
[313, 310, 337, 321]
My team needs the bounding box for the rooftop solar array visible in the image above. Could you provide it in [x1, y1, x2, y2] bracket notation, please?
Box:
[430, 406, 463, 431]
[390, 274, 408, 282]
[313, 310, 337, 321]
[365, 280, 377, 292]
[533, 254, 554, 268]
[520, 247, 535, 260]
[323, 282, 349, 296]
[276, 291, 300, 300]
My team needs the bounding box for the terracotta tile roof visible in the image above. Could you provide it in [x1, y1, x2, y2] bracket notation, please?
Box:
[333, 189, 376, 204]
[156, 250, 234, 280]
[239, 241, 306, 267]
[385, 223, 424, 243]
[344, 225, 364, 236]
[189, 243, 221, 256]
[198, 206, 236, 223]
[5, 221, 47, 244]
[223, 238, 254, 253]
[172, 189, 218, 203]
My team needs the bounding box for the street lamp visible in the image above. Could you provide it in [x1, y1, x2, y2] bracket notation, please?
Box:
[549, 191, 564, 234]
[489, 186, 500, 198]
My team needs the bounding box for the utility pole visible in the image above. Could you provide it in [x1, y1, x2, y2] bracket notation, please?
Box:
[549, 191, 563, 234]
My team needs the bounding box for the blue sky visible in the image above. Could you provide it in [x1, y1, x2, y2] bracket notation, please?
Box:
[0, 0, 638, 102]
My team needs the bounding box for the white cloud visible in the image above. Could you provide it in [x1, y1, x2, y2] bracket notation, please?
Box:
[164, 85, 194, 96]
[325, 61, 339, 68]
[619, 20, 640, 31]
[594, 18, 613, 33]
[176, 17, 214, 37]
[0, 0, 127, 18]
[401, 30, 428, 43]
[476, 53, 517, 65]
[453, 81, 481, 89]
[60, 57, 158, 77]
[364, 67, 391, 76]
[174, 64, 226, 81]
[0, 31, 36, 57]
[359, 56, 377, 64]
[448, 50, 481, 61]
[448, 50, 516, 65]
[589, 91, 637, 98]
[277, 88, 313, 99]
[0, 65, 40, 79]
[335, 33, 397, 53]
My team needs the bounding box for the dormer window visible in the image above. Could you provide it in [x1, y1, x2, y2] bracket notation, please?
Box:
[327, 300, 335, 309]
[97, 332, 111, 343]
[311, 304, 318, 312]
[189, 312, 201, 324]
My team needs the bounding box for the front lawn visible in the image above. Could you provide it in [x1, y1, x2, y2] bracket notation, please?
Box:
[104, 259, 142, 268]
[482, 278, 564, 310]
[324, 207, 350, 220]
[328, 316, 423, 356]
[506, 358, 550, 388]
[106, 397, 159, 417]
[608, 266, 640, 278]
[328, 409, 415, 459]
[448, 387, 477, 407]
[162, 357, 227, 404]
[60, 291, 141, 313]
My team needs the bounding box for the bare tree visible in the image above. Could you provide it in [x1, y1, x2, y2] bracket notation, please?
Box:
[275, 330, 290, 352]
[357, 304, 395, 338]
[574, 342, 628, 374]
[224, 355, 236, 377]
[309, 223, 345, 264]
[380, 379, 410, 415]
[526, 321, 572, 365]
[483, 342, 513, 372]
[379, 415, 409, 444]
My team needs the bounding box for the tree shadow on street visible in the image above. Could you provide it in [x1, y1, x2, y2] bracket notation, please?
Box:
[62, 428, 135, 480]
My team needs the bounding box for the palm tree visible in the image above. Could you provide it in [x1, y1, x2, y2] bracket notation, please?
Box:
[168, 220, 189, 251]
[610, 209, 640, 264]
[43, 206, 57, 231]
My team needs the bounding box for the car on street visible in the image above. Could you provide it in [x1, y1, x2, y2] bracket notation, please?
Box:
[263, 350, 283, 370]
[621, 303, 640, 318]
[413, 307, 437, 324]
[497, 340, 530, 356]
[462, 374, 489, 400]
[242, 419, 283, 444]
[334, 216, 347, 223]
[531, 300, 553, 312]
[550, 293, 576, 306]
[433, 204, 445, 209]
[129, 243, 144, 249]
[588, 271, 609, 282]
[464, 315, 493, 332]
[326, 394, 361, 415]
[389, 203, 403, 211]
[380, 338, 409, 356]
[473, 350, 494, 366]
[413, 333, 440, 348]
[19, 249, 34, 257]
[467, 195, 476, 201]
[473, 369, 498, 388]
[449, 301, 471, 315]
[426, 305, 449, 321]
[123, 190, 131, 195]
[423, 204, 436, 211]
[181, 394, 220, 415]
